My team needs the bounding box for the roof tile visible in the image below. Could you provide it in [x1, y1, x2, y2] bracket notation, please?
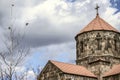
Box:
[50, 60, 97, 78]
[79, 15, 119, 34]
[103, 64, 120, 77]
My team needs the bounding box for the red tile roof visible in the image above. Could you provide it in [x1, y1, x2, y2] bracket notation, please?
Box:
[103, 64, 120, 77]
[50, 60, 97, 78]
[79, 15, 119, 34]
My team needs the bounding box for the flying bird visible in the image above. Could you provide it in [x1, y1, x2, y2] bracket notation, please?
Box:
[8, 27, 11, 30]
[12, 4, 14, 7]
[26, 23, 29, 26]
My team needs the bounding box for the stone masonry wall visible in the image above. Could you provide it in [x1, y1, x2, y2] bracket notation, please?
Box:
[76, 31, 120, 76]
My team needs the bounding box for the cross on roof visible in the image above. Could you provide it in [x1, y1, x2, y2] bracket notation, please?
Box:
[95, 4, 100, 15]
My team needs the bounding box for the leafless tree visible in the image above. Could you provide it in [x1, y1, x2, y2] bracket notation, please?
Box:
[0, 25, 30, 80]
[0, 3, 31, 80]
[32, 65, 42, 80]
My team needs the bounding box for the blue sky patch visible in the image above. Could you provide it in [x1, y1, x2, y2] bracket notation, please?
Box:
[110, 0, 120, 14]
[66, 0, 76, 2]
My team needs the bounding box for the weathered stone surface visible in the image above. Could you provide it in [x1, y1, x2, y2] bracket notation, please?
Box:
[38, 62, 61, 80]
[75, 30, 120, 78]
[38, 12, 120, 80]
[38, 61, 97, 80]
[103, 74, 120, 80]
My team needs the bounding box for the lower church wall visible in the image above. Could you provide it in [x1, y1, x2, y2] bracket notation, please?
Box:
[59, 74, 97, 80]
[39, 72, 97, 80]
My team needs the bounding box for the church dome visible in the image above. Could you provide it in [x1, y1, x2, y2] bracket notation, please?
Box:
[77, 15, 119, 36]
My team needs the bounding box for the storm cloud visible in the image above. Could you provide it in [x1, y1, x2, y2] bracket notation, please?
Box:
[0, 1, 120, 78]
[0, 0, 120, 48]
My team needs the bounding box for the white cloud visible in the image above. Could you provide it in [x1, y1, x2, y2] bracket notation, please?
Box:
[0, 1, 120, 77]
[1, 0, 120, 48]
[15, 66, 26, 72]
[26, 70, 36, 80]
[103, 7, 120, 30]
[15, 66, 36, 80]
[24, 0, 120, 65]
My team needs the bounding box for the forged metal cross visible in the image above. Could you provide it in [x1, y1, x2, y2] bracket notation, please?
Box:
[95, 4, 100, 15]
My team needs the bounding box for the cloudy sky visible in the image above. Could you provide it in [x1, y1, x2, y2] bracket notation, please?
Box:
[0, 0, 120, 79]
